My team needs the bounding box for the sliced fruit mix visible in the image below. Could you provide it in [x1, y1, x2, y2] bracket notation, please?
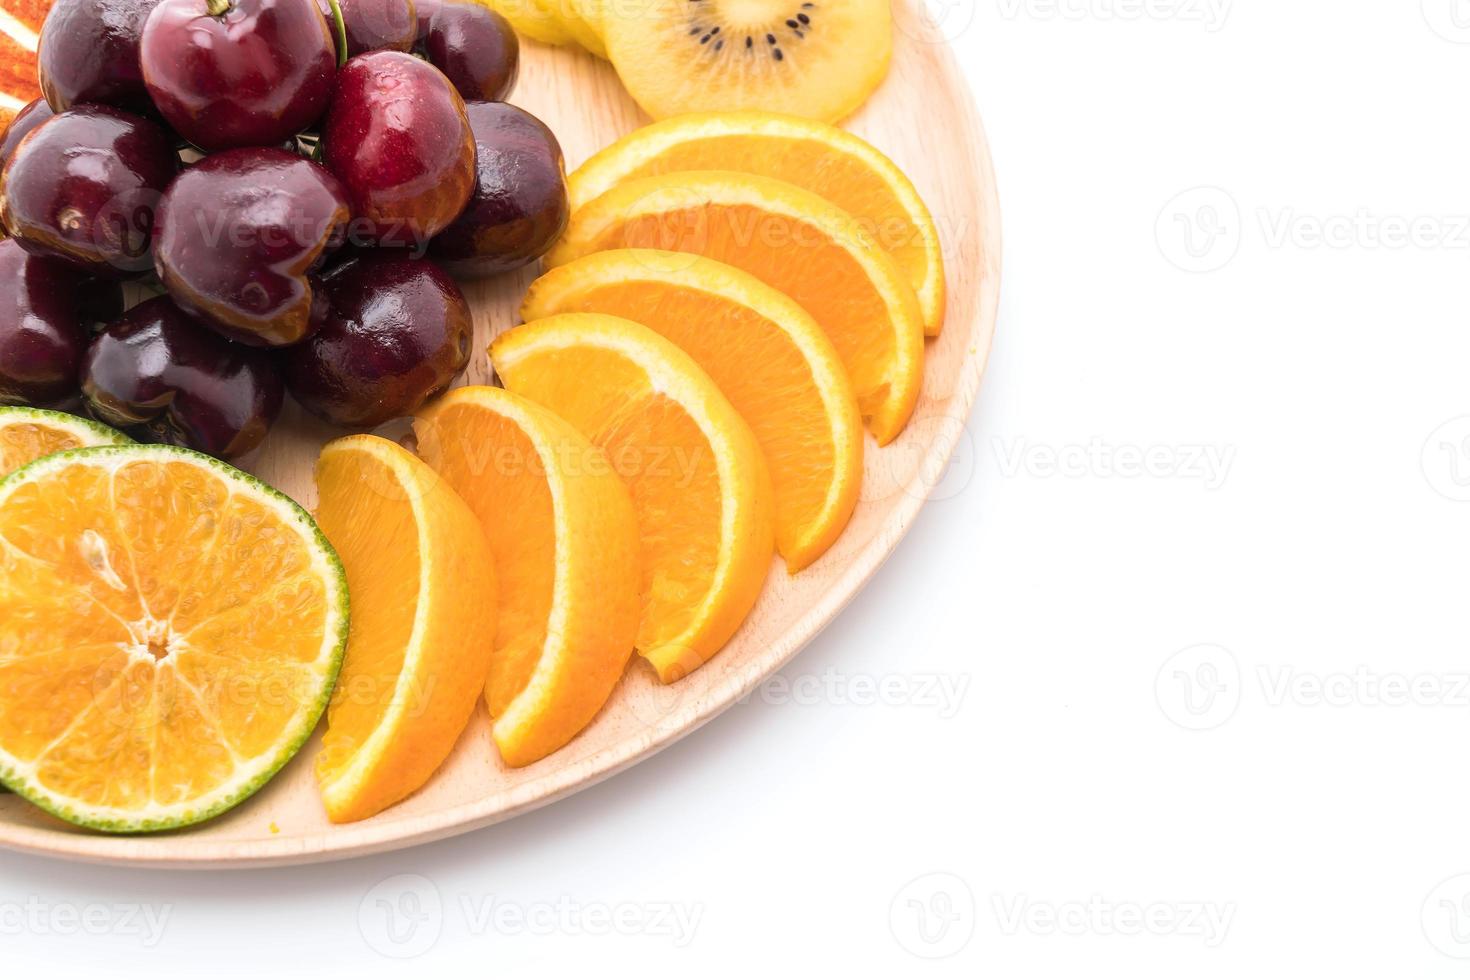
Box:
[491, 313, 775, 683]
[0, 1, 942, 832]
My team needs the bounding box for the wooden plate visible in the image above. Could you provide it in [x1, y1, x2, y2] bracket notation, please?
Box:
[0, 0, 1000, 867]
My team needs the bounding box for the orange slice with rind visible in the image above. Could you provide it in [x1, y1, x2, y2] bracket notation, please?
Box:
[522, 248, 861, 572]
[548, 169, 924, 444]
[415, 386, 640, 766]
[0, 406, 129, 477]
[0, 444, 348, 832]
[567, 112, 946, 335]
[491, 313, 774, 682]
[313, 434, 496, 822]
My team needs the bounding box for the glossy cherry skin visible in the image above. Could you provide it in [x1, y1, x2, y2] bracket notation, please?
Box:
[423, 3, 517, 102]
[281, 253, 471, 427]
[140, 0, 336, 151]
[317, 0, 416, 56]
[0, 239, 92, 405]
[81, 295, 284, 459]
[38, 0, 160, 114]
[412, 0, 440, 41]
[0, 100, 54, 170]
[0, 105, 178, 278]
[155, 147, 350, 347]
[322, 51, 475, 249]
[430, 102, 568, 277]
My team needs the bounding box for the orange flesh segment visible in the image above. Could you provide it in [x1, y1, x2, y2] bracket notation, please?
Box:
[502, 346, 723, 651]
[591, 204, 897, 413]
[414, 403, 556, 718]
[522, 253, 861, 570]
[571, 128, 942, 332]
[0, 422, 86, 475]
[312, 448, 420, 783]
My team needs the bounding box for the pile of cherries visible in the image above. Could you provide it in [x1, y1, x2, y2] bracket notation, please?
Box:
[0, 0, 568, 459]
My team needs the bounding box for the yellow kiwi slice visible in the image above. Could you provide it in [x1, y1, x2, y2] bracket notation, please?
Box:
[601, 0, 892, 122]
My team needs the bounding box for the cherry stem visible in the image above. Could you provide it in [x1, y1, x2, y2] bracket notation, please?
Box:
[326, 0, 348, 68]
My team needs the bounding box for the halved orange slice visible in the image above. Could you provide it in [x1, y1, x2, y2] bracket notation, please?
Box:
[547, 170, 924, 444]
[522, 249, 861, 572]
[415, 386, 639, 766]
[491, 313, 774, 682]
[0, 445, 347, 832]
[567, 112, 946, 335]
[313, 435, 496, 822]
[0, 406, 128, 477]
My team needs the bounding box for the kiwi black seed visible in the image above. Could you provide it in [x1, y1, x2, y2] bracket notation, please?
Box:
[683, 0, 821, 64]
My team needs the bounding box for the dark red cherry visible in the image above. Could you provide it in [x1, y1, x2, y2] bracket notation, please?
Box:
[281, 253, 471, 427]
[38, 0, 160, 114]
[155, 147, 350, 347]
[0, 239, 96, 406]
[140, 0, 336, 151]
[423, 3, 517, 102]
[430, 101, 567, 277]
[411, 0, 440, 42]
[0, 100, 54, 170]
[316, 0, 416, 56]
[322, 51, 475, 249]
[81, 295, 284, 459]
[0, 105, 178, 278]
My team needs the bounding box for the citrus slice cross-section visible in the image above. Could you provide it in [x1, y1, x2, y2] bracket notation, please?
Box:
[0, 406, 129, 477]
[491, 313, 775, 683]
[547, 170, 925, 444]
[415, 386, 640, 766]
[522, 249, 862, 572]
[0, 444, 348, 832]
[567, 112, 947, 335]
[313, 434, 496, 822]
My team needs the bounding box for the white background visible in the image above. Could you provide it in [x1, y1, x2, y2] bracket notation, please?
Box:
[6, 1, 1470, 975]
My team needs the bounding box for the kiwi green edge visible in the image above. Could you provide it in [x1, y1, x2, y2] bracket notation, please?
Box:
[0, 443, 351, 835]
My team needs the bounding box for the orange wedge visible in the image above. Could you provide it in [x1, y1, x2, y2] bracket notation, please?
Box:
[567, 112, 946, 335]
[313, 435, 496, 822]
[522, 249, 861, 572]
[547, 170, 924, 444]
[0, 444, 348, 831]
[0, 406, 128, 476]
[414, 386, 639, 766]
[491, 313, 774, 682]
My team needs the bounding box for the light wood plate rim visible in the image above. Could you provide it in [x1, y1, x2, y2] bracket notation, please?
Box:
[0, 11, 1000, 868]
